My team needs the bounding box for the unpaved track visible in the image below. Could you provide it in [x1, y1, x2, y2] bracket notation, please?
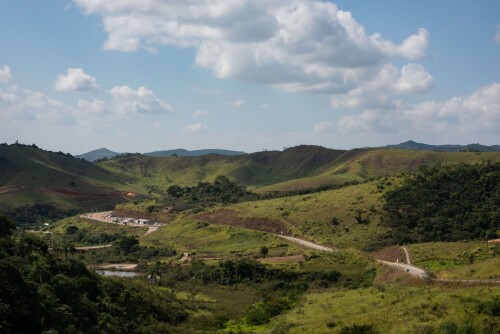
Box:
[145, 226, 159, 235]
[378, 258, 500, 285]
[378, 260, 425, 278]
[76, 244, 113, 251]
[402, 246, 411, 264]
[277, 235, 335, 252]
[179, 252, 190, 262]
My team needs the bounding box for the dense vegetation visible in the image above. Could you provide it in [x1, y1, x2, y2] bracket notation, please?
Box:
[4, 203, 77, 225]
[385, 163, 500, 243]
[0, 215, 188, 333]
[163, 175, 258, 212]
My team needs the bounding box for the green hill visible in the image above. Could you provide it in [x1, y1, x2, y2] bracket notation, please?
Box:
[98, 145, 500, 193]
[0, 144, 132, 215]
[3, 143, 500, 220]
[144, 148, 246, 157]
[75, 147, 123, 162]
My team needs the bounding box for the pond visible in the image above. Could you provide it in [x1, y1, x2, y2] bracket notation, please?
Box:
[95, 270, 142, 278]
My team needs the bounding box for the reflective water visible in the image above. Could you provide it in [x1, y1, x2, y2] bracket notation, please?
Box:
[95, 270, 141, 277]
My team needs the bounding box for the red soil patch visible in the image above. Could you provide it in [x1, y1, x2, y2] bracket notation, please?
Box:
[373, 246, 406, 263]
[195, 209, 291, 235]
[0, 185, 30, 194]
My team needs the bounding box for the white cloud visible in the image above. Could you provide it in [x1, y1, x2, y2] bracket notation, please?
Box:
[260, 103, 269, 110]
[73, 0, 430, 103]
[331, 63, 433, 109]
[227, 99, 245, 108]
[495, 24, 500, 43]
[55, 67, 98, 91]
[110, 85, 173, 114]
[181, 122, 207, 133]
[75, 99, 108, 114]
[0, 65, 12, 83]
[337, 82, 500, 135]
[192, 110, 211, 118]
[0, 85, 71, 123]
[313, 121, 335, 133]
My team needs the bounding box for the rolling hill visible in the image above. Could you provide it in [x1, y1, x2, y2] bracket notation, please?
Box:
[3, 143, 500, 216]
[76, 147, 122, 162]
[385, 140, 500, 152]
[144, 148, 246, 157]
[98, 145, 500, 193]
[0, 144, 133, 214]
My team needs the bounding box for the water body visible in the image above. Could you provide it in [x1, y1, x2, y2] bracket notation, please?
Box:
[95, 270, 141, 278]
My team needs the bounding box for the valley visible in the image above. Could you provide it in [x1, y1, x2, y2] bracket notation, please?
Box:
[0, 143, 499, 333]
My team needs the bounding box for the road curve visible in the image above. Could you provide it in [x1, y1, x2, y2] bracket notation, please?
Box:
[277, 235, 335, 252]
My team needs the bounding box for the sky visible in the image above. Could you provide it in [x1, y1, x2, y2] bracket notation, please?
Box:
[0, 0, 499, 154]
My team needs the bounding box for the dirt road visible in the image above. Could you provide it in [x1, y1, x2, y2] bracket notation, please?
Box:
[76, 244, 113, 251]
[277, 235, 335, 252]
[402, 246, 411, 264]
[377, 260, 426, 278]
[179, 252, 190, 262]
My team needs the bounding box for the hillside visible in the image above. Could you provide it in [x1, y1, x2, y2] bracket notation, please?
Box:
[0, 144, 132, 215]
[76, 147, 122, 162]
[98, 146, 500, 193]
[385, 140, 500, 152]
[144, 148, 246, 157]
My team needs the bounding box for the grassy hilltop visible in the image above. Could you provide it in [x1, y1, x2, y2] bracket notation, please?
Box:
[97, 145, 500, 193]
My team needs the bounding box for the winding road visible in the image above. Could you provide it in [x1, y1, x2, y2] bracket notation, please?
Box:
[377, 247, 500, 285]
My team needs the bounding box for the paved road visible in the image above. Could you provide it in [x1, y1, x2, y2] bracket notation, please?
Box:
[277, 235, 335, 252]
[76, 244, 113, 251]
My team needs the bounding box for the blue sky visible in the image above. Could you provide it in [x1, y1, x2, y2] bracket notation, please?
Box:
[0, 0, 499, 154]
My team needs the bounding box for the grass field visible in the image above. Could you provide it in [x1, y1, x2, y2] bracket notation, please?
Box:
[203, 179, 400, 251]
[407, 241, 499, 272]
[141, 217, 301, 257]
[266, 284, 499, 333]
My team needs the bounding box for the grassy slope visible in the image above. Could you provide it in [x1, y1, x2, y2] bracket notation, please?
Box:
[202, 178, 399, 251]
[141, 217, 301, 257]
[50, 216, 147, 242]
[268, 284, 498, 333]
[0, 145, 132, 211]
[98, 147, 500, 194]
[407, 242, 500, 273]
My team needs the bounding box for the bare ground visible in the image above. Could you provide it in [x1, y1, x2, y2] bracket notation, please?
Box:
[195, 209, 291, 235]
[373, 246, 406, 263]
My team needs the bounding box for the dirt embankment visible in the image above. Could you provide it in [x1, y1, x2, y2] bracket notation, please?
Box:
[196, 209, 291, 235]
[373, 246, 406, 263]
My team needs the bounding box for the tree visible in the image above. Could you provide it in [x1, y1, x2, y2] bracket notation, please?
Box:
[423, 267, 436, 293]
[0, 215, 15, 237]
[260, 246, 269, 258]
[167, 185, 183, 198]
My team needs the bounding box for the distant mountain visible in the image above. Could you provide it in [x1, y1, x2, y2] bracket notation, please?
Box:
[385, 140, 500, 152]
[144, 148, 246, 157]
[76, 148, 122, 162]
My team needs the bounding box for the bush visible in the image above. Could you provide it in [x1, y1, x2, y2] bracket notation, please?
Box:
[338, 324, 377, 334]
